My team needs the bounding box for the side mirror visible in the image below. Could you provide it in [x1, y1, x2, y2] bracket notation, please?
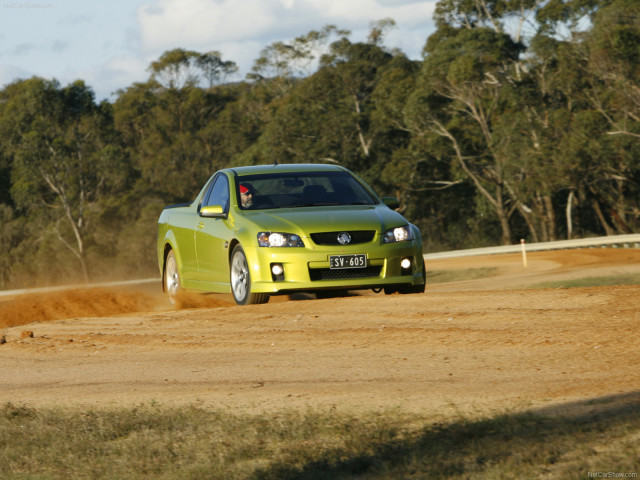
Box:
[382, 197, 400, 210]
[200, 205, 226, 218]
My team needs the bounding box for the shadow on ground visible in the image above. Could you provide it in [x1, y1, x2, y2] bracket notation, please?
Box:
[255, 391, 640, 479]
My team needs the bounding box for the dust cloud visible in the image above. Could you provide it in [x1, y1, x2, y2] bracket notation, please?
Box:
[0, 286, 233, 329]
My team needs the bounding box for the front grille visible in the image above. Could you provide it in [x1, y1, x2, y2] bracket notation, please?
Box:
[309, 266, 382, 281]
[310, 231, 375, 246]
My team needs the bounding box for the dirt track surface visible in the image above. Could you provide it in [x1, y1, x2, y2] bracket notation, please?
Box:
[1, 248, 639, 415]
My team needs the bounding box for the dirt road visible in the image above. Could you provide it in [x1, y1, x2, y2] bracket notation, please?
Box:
[1, 248, 639, 416]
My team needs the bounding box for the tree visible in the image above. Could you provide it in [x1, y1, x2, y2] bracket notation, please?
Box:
[116, 50, 246, 202]
[539, 0, 640, 236]
[405, 26, 525, 244]
[248, 25, 350, 95]
[198, 51, 239, 88]
[245, 25, 406, 188]
[0, 78, 126, 281]
[149, 48, 238, 90]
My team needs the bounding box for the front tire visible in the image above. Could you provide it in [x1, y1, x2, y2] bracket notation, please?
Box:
[164, 250, 181, 304]
[230, 245, 269, 305]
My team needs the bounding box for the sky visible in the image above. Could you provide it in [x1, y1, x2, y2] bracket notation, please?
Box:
[0, 0, 438, 102]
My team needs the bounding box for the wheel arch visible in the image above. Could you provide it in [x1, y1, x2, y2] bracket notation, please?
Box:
[228, 238, 241, 265]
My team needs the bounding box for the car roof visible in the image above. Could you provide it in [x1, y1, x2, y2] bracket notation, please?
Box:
[228, 163, 347, 177]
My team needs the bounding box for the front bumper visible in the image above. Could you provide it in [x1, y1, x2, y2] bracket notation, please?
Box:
[243, 237, 424, 294]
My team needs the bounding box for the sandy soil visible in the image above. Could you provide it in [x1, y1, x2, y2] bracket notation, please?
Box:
[1, 248, 639, 417]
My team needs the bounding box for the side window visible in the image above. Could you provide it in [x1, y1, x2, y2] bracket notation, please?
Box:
[204, 175, 230, 211]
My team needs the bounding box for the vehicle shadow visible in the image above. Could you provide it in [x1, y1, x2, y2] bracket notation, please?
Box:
[253, 390, 640, 479]
[282, 291, 366, 302]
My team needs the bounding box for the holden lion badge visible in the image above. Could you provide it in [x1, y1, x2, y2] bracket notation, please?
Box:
[337, 232, 352, 245]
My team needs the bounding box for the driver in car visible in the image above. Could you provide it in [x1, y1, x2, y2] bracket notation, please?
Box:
[239, 183, 255, 208]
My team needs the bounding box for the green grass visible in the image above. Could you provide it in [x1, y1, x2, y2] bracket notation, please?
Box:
[427, 267, 501, 284]
[529, 273, 640, 289]
[1, 397, 639, 479]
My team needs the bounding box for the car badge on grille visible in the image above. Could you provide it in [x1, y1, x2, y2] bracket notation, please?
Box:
[337, 232, 352, 245]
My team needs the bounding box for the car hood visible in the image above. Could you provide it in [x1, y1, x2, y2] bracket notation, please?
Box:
[241, 205, 407, 235]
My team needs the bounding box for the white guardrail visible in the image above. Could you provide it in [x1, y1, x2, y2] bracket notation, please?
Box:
[423, 234, 640, 260]
[1, 235, 638, 297]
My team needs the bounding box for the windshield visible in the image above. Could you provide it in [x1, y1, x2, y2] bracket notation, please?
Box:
[236, 171, 378, 210]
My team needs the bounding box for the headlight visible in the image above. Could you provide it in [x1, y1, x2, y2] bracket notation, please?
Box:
[383, 225, 414, 243]
[257, 232, 304, 247]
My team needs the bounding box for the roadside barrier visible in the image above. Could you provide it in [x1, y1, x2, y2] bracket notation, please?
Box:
[2, 235, 639, 295]
[423, 234, 640, 260]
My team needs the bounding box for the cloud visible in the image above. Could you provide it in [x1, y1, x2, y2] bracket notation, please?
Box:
[137, 0, 436, 54]
[13, 43, 37, 55]
[376, 0, 426, 6]
[51, 40, 69, 53]
[0, 64, 32, 88]
[59, 13, 93, 27]
[0, 0, 436, 101]
[135, 0, 436, 78]
[299, 0, 435, 27]
[137, 0, 284, 53]
[79, 55, 150, 101]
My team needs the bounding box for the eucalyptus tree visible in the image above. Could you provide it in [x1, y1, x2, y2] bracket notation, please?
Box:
[402, 0, 625, 244]
[579, 0, 640, 233]
[115, 82, 211, 201]
[310, 19, 407, 176]
[248, 25, 350, 96]
[583, 0, 640, 138]
[116, 49, 240, 202]
[405, 24, 525, 245]
[0, 78, 125, 281]
[524, 0, 640, 236]
[198, 51, 239, 89]
[508, 34, 576, 240]
[321, 39, 395, 164]
[236, 21, 419, 200]
[241, 67, 355, 166]
[148, 48, 200, 90]
[148, 48, 237, 89]
[0, 148, 10, 206]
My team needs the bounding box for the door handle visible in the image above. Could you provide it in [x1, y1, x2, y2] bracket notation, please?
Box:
[197, 222, 204, 229]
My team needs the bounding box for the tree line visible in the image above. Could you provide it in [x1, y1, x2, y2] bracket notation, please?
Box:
[1, 0, 639, 289]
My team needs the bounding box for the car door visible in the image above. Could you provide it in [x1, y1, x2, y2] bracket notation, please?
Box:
[194, 174, 231, 286]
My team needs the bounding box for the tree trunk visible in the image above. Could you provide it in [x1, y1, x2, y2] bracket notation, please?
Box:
[566, 190, 574, 239]
[591, 199, 616, 236]
[498, 214, 512, 245]
[609, 207, 632, 234]
[353, 94, 371, 157]
[496, 188, 512, 245]
[431, 120, 514, 245]
[518, 203, 539, 243]
[543, 195, 557, 241]
[41, 169, 90, 283]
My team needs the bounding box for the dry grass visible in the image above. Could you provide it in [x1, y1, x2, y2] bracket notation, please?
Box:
[426, 267, 502, 284]
[529, 273, 640, 289]
[1, 396, 639, 479]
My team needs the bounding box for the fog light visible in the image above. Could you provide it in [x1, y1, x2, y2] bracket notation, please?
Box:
[401, 257, 412, 270]
[271, 263, 285, 281]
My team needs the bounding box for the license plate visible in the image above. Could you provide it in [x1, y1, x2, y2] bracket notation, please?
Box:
[329, 254, 367, 269]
